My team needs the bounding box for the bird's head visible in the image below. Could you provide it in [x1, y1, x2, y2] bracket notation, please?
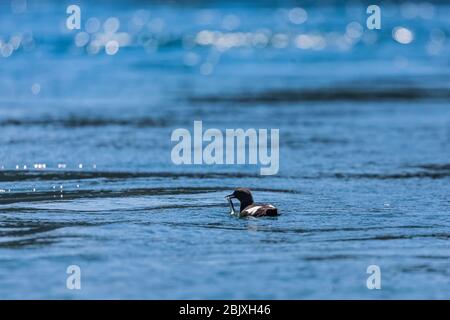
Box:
[225, 188, 254, 212]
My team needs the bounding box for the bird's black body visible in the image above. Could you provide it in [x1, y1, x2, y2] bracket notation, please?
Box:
[225, 188, 278, 217]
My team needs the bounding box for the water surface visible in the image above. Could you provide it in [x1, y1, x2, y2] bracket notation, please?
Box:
[0, 0, 449, 299]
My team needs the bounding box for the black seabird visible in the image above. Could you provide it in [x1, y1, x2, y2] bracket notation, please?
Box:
[225, 188, 278, 217]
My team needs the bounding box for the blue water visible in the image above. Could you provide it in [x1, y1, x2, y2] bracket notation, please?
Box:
[0, 0, 449, 299]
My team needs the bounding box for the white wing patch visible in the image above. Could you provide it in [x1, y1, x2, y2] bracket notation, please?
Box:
[243, 205, 275, 216]
[245, 206, 262, 215]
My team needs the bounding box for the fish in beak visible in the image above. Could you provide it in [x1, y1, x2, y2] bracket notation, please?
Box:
[225, 194, 236, 214]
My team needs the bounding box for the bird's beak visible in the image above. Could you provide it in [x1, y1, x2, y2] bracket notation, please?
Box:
[225, 194, 235, 199]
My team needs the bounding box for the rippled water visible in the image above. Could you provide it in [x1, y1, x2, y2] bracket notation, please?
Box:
[0, 1, 449, 299]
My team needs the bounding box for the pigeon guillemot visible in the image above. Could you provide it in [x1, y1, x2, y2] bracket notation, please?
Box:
[225, 188, 278, 217]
